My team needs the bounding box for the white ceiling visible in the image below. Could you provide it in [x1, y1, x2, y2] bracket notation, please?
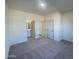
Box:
[7, 0, 73, 15]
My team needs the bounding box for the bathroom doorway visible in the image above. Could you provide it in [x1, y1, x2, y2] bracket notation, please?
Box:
[26, 20, 35, 38]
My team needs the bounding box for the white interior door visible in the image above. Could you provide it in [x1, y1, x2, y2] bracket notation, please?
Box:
[45, 19, 54, 39]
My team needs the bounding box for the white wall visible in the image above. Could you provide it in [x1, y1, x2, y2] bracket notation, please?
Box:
[8, 9, 27, 45]
[6, 8, 29, 59]
[44, 12, 61, 41]
[5, 9, 44, 59]
[53, 12, 61, 41]
[5, 2, 10, 59]
[35, 21, 42, 38]
[6, 9, 44, 58]
[44, 11, 73, 42]
[34, 16, 44, 38]
[61, 11, 73, 42]
[8, 9, 44, 45]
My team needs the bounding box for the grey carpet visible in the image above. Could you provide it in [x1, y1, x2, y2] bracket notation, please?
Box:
[8, 38, 73, 59]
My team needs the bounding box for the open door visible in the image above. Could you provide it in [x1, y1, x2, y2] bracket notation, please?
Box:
[31, 21, 35, 38]
[26, 20, 35, 38]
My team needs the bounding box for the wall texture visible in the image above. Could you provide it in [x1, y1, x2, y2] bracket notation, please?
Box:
[61, 11, 73, 42]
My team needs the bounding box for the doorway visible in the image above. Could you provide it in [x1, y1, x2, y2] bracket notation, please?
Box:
[26, 20, 35, 38]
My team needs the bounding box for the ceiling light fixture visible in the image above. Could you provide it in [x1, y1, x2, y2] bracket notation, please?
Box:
[40, 2, 45, 7]
[38, 0, 46, 9]
[40, 2, 46, 9]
